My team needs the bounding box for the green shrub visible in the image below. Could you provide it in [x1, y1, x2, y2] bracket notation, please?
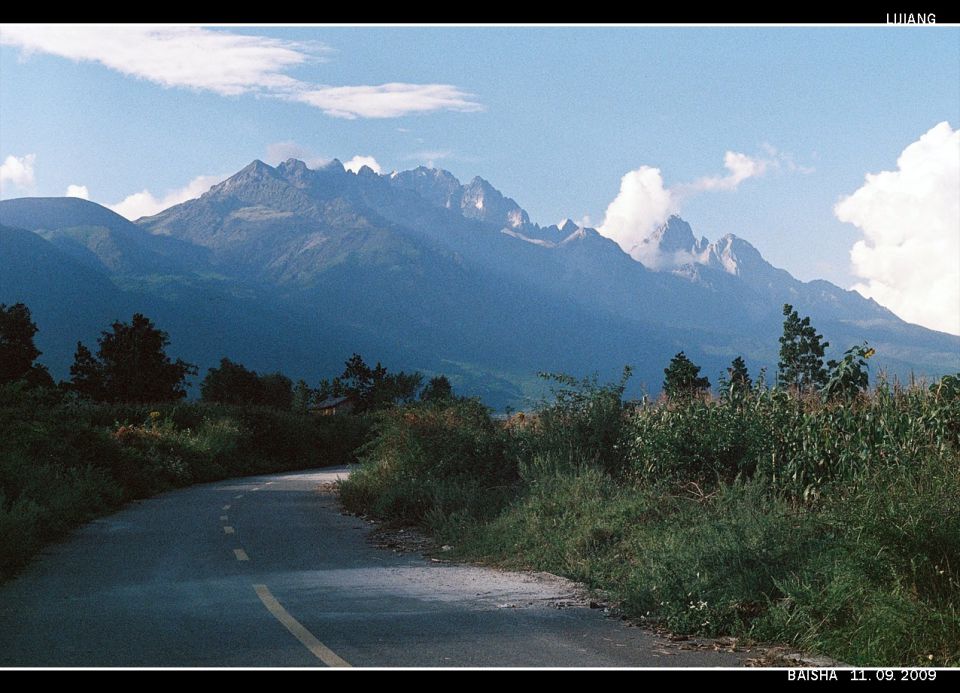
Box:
[340, 399, 516, 526]
[527, 369, 632, 476]
[0, 383, 374, 579]
[335, 372, 960, 665]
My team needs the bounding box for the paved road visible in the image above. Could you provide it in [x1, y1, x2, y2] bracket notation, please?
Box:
[0, 467, 746, 667]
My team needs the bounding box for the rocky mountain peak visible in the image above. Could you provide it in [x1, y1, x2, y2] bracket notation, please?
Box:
[277, 158, 309, 174]
[240, 159, 275, 178]
[209, 159, 278, 196]
[647, 215, 698, 254]
[700, 233, 768, 278]
[460, 176, 530, 229]
[276, 158, 312, 187]
[388, 166, 463, 209]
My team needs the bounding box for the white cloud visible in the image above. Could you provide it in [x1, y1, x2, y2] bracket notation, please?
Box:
[835, 121, 960, 335]
[343, 156, 382, 175]
[597, 146, 813, 267]
[1, 25, 314, 96]
[406, 149, 452, 167]
[1, 26, 482, 120]
[264, 141, 331, 169]
[675, 147, 813, 198]
[65, 184, 89, 199]
[596, 166, 677, 266]
[0, 153, 37, 194]
[109, 174, 225, 221]
[296, 83, 482, 119]
[686, 151, 769, 192]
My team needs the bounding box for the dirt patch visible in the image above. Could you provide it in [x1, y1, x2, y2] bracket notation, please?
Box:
[370, 524, 439, 557]
[741, 646, 846, 668]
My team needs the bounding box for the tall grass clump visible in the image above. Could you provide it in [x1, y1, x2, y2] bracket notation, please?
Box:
[337, 369, 960, 665]
[340, 398, 517, 532]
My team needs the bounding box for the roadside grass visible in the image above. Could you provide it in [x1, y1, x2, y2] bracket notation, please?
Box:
[339, 378, 960, 666]
[0, 383, 373, 579]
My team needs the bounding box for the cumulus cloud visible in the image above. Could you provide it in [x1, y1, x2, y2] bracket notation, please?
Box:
[65, 184, 89, 199]
[295, 83, 482, 119]
[598, 146, 813, 267]
[0, 153, 37, 195]
[597, 166, 677, 265]
[1, 26, 482, 119]
[685, 151, 769, 192]
[343, 156, 382, 175]
[109, 174, 225, 221]
[264, 141, 331, 169]
[835, 121, 960, 335]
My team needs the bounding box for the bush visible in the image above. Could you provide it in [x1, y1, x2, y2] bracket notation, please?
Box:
[335, 372, 960, 665]
[0, 383, 375, 579]
[340, 399, 516, 527]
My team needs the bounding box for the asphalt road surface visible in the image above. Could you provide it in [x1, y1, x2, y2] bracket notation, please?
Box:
[0, 467, 747, 667]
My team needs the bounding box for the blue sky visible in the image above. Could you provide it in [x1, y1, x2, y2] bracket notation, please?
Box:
[2, 25, 958, 333]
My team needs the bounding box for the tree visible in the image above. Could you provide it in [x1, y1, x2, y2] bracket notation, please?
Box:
[201, 358, 294, 409]
[662, 351, 710, 399]
[777, 304, 830, 393]
[421, 374, 454, 402]
[322, 353, 423, 412]
[292, 379, 312, 412]
[201, 358, 261, 405]
[69, 342, 105, 400]
[718, 356, 752, 402]
[259, 372, 293, 410]
[70, 313, 196, 403]
[370, 370, 423, 409]
[0, 302, 53, 388]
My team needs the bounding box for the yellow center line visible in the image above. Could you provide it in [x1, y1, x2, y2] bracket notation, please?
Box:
[234, 548, 249, 561]
[253, 584, 350, 668]
[224, 526, 235, 534]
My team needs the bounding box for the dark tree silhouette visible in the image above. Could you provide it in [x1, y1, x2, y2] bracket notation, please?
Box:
[70, 313, 196, 403]
[421, 374, 454, 402]
[69, 342, 104, 399]
[320, 353, 423, 412]
[292, 379, 312, 412]
[259, 372, 293, 410]
[663, 351, 710, 398]
[719, 356, 752, 401]
[201, 358, 294, 409]
[200, 358, 261, 405]
[663, 351, 710, 399]
[778, 304, 830, 393]
[0, 302, 53, 388]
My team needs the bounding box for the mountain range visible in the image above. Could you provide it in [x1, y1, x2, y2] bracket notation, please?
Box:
[2, 159, 957, 408]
